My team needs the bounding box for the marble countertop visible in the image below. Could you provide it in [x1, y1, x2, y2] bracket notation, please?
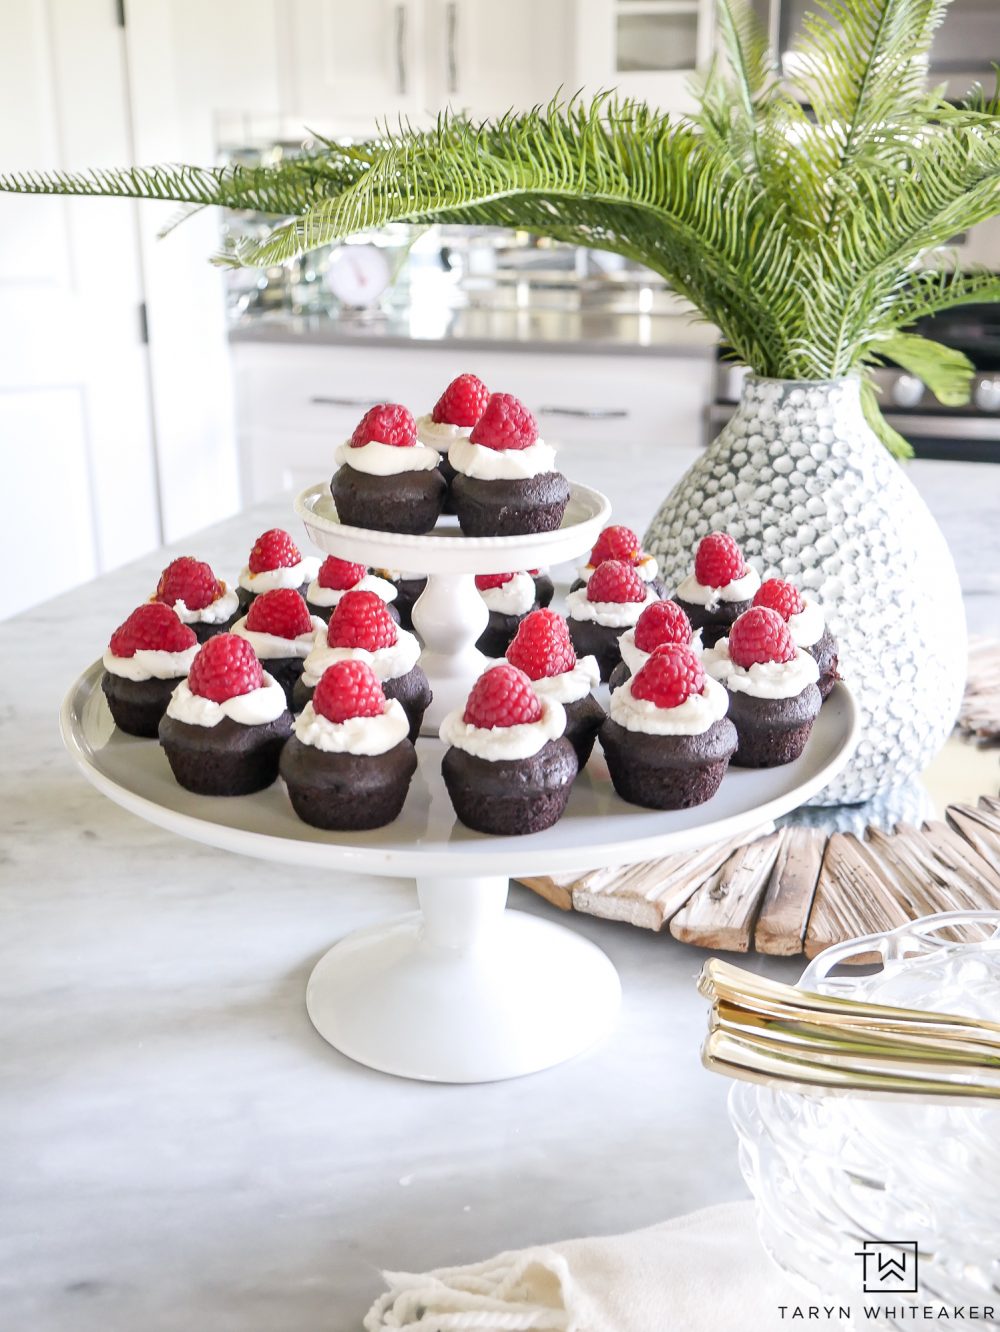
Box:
[3, 443, 997, 1331]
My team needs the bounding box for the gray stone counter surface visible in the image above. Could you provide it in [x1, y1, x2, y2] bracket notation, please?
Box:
[1, 440, 996, 1331]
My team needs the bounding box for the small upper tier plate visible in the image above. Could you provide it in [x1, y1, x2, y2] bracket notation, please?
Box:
[294, 480, 612, 575]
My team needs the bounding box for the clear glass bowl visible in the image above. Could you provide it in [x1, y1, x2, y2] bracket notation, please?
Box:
[729, 912, 1000, 1324]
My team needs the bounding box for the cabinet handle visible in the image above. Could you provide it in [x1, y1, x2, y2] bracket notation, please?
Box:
[446, 2, 459, 95]
[540, 405, 630, 419]
[310, 395, 378, 408]
[394, 4, 407, 96]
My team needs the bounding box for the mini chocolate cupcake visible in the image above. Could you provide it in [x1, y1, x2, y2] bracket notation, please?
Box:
[102, 603, 199, 737]
[703, 607, 821, 768]
[295, 590, 431, 740]
[474, 571, 539, 657]
[231, 588, 325, 709]
[601, 644, 737, 810]
[153, 556, 240, 642]
[280, 660, 417, 831]
[530, 569, 555, 608]
[439, 663, 577, 836]
[506, 609, 605, 769]
[305, 556, 399, 625]
[672, 532, 761, 648]
[158, 634, 292, 795]
[449, 393, 569, 537]
[332, 403, 445, 535]
[372, 570, 427, 632]
[608, 598, 700, 693]
[236, 529, 320, 613]
[415, 373, 490, 514]
[752, 578, 839, 701]
[565, 560, 660, 683]
[570, 525, 669, 598]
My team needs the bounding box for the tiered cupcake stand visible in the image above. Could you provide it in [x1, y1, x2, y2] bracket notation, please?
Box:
[60, 481, 859, 1084]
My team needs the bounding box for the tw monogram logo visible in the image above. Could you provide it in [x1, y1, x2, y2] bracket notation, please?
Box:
[855, 1240, 919, 1294]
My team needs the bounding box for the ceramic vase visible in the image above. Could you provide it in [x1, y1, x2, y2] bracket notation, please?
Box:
[643, 376, 966, 805]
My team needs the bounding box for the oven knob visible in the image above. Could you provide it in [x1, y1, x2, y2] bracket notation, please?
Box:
[892, 373, 924, 408]
[974, 376, 1000, 412]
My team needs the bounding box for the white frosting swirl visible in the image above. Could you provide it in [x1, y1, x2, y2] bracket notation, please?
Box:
[609, 675, 730, 737]
[335, 438, 440, 476]
[674, 566, 761, 611]
[103, 644, 198, 682]
[439, 694, 566, 761]
[166, 585, 240, 626]
[478, 572, 537, 616]
[231, 614, 325, 661]
[306, 573, 398, 610]
[301, 627, 421, 688]
[448, 435, 557, 481]
[703, 638, 820, 700]
[165, 672, 288, 728]
[788, 595, 826, 649]
[580, 553, 659, 585]
[238, 557, 320, 596]
[292, 698, 410, 756]
[617, 626, 703, 677]
[530, 655, 600, 705]
[415, 414, 473, 454]
[565, 585, 659, 629]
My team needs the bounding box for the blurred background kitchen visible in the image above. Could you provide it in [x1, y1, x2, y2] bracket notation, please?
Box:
[3, 0, 999, 621]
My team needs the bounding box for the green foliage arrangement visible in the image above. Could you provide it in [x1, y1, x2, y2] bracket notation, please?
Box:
[3, 0, 1000, 456]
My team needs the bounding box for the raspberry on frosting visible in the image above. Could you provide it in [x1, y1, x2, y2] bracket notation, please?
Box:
[109, 603, 197, 657]
[463, 664, 543, 729]
[693, 532, 747, 588]
[248, 529, 303, 574]
[313, 659, 386, 724]
[506, 609, 576, 681]
[328, 590, 398, 650]
[351, 403, 417, 448]
[728, 607, 795, 668]
[431, 374, 489, 427]
[586, 560, 647, 605]
[634, 599, 692, 653]
[632, 643, 706, 709]
[155, 556, 223, 612]
[475, 572, 515, 591]
[317, 556, 366, 591]
[469, 393, 538, 451]
[753, 578, 805, 620]
[590, 525, 642, 567]
[245, 588, 314, 639]
[187, 634, 264, 703]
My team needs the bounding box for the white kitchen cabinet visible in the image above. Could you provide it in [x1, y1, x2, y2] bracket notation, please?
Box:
[231, 340, 714, 505]
[574, 0, 716, 114]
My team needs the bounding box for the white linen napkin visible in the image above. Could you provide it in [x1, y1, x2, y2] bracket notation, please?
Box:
[364, 1200, 807, 1331]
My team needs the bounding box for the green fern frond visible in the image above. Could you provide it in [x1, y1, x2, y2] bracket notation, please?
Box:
[861, 377, 915, 459]
[872, 331, 974, 404]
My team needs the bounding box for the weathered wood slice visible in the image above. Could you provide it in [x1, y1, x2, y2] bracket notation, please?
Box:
[755, 827, 827, 956]
[958, 639, 1000, 742]
[945, 805, 1000, 873]
[804, 833, 912, 959]
[670, 830, 783, 952]
[517, 875, 575, 911]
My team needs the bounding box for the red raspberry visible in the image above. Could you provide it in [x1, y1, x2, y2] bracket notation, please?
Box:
[313, 659, 386, 724]
[634, 599, 692, 653]
[475, 572, 515, 591]
[693, 532, 747, 588]
[155, 556, 222, 612]
[245, 588, 314, 639]
[187, 634, 264, 703]
[590, 525, 641, 567]
[506, 609, 576, 680]
[463, 664, 542, 729]
[632, 643, 706, 709]
[586, 560, 646, 605]
[753, 578, 805, 621]
[317, 555, 366, 591]
[728, 607, 795, 669]
[469, 393, 537, 451]
[351, 403, 417, 448]
[431, 373, 490, 427]
[327, 590, 398, 651]
[248, 529, 302, 574]
[109, 603, 196, 657]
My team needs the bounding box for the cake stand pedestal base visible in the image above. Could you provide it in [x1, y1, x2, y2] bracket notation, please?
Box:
[306, 875, 622, 1082]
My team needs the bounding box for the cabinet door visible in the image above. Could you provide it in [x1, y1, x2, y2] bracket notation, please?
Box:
[574, 0, 715, 114]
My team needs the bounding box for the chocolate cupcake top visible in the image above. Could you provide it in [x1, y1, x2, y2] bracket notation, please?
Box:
[238, 529, 320, 597]
[165, 635, 287, 729]
[440, 663, 567, 761]
[675, 532, 761, 611]
[448, 391, 557, 481]
[704, 607, 820, 699]
[505, 609, 600, 705]
[336, 402, 439, 476]
[417, 374, 490, 454]
[475, 571, 536, 616]
[104, 604, 199, 682]
[154, 556, 239, 627]
[231, 589, 325, 662]
[566, 559, 660, 629]
[610, 673, 729, 736]
[578, 525, 659, 586]
[752, 577, 826, 649]
[307, 556, 398, 611]
[301, 590, 420, 689]
[618, 599, 701, 677]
